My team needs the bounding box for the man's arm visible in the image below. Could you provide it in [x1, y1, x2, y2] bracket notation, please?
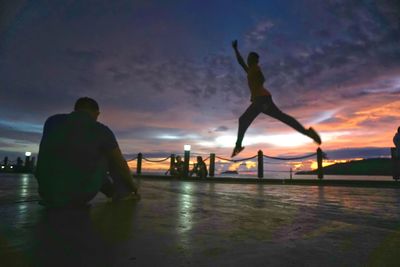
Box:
[108, 147, 139, 194]
[232, 40, 248, 73]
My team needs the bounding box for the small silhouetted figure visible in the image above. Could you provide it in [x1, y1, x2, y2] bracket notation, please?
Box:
[190, 156, 208, 179]
[393, 127, 400, 157]
[171, 156, 185, 178]
[35, 97, 139, 208]
[3, 156, 8, 166]
[231, 40, 321, 157]
[392, 127, 400, 180]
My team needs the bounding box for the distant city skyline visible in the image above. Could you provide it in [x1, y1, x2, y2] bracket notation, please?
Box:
[1, 1, 399, 165]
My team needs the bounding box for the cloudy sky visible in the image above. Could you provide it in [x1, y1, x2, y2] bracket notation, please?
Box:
[1, 0, 400, 164]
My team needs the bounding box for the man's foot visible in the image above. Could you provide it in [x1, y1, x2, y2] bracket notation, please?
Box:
[307, 127, 322, 145]
[231, 146, 245, 158]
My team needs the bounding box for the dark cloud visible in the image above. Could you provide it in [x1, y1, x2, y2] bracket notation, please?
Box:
[0, 126, 42, 144]
[215, 126, 229, 132]
[249, 0, 400, 106]
[358, 115, 399, 128]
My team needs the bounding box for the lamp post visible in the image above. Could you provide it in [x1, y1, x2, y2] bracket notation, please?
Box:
[24, 152, 31, 172]
[184, 145, 191, 178]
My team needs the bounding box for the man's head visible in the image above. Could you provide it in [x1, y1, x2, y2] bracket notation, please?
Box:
[74, 97, 100, 120]
[247, 52, 259, 66]
[398, 126, 400, 133]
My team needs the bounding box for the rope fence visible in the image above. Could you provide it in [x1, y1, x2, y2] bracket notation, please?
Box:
[130, 147, 326, 180]
[127, 157, 137, 162]
[215, 155, 257, 163]
[142, 156, 171, 163]
[263, 152, 317, 161]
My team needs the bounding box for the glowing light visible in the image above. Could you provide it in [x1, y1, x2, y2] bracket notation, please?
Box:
[309, 109, 338, 124]
[158, 134, 199, 140]
[25, 151, 31, 157]
[178, 183, 193, 233]
[210, 131, 351, 149]
[196, 141, 214, 147]
[1, 166, 4, 169]
[215, 136, 236, 148]
[261, 134, 310, 147]
[158, 135, 179, 140]
[244, 161, 257, 169]
[184, 144, 191, 151]
[292, 163, 304, 170]
[10, 166, 13, 169]
[310, 159, 350, 170]
[228, 162, 241, 171]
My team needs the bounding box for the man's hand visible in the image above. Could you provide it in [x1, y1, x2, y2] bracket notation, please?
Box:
[232, 40, 238, 49]
[232, 39, 248, 73]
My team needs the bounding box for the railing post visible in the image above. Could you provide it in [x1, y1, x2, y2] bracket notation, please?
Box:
[169, 154, 175, 176]
[391, 148, 399, 180]
[317, 148, 323, 179]
[258, 150, 263, 178]
[209, 153, 215, 177]
[184, 149, 190, 178]
[137, 153, 142, 175]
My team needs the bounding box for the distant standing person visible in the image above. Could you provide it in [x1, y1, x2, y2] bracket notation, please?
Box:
[35, 97, 139, 208]
[393, 127, 400, 157]
[231, 40, 321, 157]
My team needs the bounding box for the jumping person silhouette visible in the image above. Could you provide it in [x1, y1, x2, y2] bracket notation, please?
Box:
[231, 40, 321, 157]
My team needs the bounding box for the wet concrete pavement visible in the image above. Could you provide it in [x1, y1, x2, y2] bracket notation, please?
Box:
[1, 173, 400, 266]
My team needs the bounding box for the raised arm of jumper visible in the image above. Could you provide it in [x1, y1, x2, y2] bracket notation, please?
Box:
[232, 40, 248, 73]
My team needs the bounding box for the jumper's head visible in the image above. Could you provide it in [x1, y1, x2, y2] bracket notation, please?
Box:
[74, 97, 100, 120]
[247, 52, 259, 66]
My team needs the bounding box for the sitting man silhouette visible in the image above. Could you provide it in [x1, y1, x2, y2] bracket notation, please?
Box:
[35, 97, 139, 208]
[172, 155, 185, 178]
[190, 156, 208, 179]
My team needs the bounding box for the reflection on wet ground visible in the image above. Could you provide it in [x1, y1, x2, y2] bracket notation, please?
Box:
[1, 173, 400, 266]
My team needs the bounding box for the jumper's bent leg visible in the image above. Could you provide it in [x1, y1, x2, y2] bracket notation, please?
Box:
[263, 99, 321, 144]
[263, 104, 308, 134]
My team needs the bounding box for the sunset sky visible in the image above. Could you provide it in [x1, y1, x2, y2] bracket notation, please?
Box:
[1, 0, 399, 169]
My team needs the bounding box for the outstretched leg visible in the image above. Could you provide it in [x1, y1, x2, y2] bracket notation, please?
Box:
[262, 97, 321, 144]
[232, 102, 261, 157]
